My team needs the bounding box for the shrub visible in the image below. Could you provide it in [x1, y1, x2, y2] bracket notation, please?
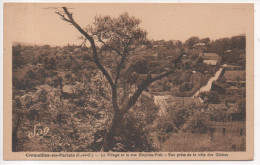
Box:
[182, 112, 210, 133]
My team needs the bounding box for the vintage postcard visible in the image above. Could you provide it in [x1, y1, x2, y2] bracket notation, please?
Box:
[3, 3, 254, 160]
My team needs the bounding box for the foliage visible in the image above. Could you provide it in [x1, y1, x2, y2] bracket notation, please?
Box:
[12, 44, 24, 68]
[200, 37, 210, 44]
[184, 36, 200, 48]
[88, 12, 148, 54]
[205, 35, 245, 60]
[237, 98, 246, 113]
[166, 102, 211, 134]
[12, 70, 112, 152]
[181, 111, 210, 133]
[203, 91, 221, 104]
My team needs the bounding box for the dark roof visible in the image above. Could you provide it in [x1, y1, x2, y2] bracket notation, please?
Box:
[201, 53, 222, 60]
[223, 71, 246, 81]
[212, 81, 229, 88]
[223, 64, 242, 68]
[208, 104, 227, 111]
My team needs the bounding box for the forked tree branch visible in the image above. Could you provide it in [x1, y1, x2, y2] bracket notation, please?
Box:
[97, 35, 123, 57]
[121, 53, 184, 114]
[56, 7, 184, 115]
[57, 7, 120, 112]
[151, 52, 184, 82]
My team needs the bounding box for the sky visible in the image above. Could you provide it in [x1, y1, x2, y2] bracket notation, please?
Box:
[4, 3, 252, 46]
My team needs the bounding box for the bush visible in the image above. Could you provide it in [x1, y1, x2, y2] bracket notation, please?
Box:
[182, 112, 210, 133]
[205, 91, 221, 104]
[156, 115, 178, 133]
[179, 82, 193, 92]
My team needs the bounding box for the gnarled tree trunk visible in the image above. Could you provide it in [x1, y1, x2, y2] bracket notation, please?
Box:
[101, 112, 124, 151]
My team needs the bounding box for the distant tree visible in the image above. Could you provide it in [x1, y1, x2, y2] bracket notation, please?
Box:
[25, 69, 36, 80]
[12, 97, 23, 151]
[38, 88, 48, 103]
[175, 40, 183, 48]
[52, 76, 63, 89]
[71, 60, 81, 72]
[223, 48, 241, 64]
[200, 37, 210, 44]
[22, 69, 37, 89]
[12, 45, 24, 68]
[47, 57, 57, 70]
[65, 73, 72, 82]
[56, 7, 184, 151]
[43, 44, 51, 49]
[184, 36, 200, 48]
[231, 35, 245, 49]
[206, 37, 232, 56]
[183, 61, 191, 70]
[64, 58, 72, 70]
[238, 98, 246, 113]
[179, 82, 192, 92]
[204, 91, 221, 104]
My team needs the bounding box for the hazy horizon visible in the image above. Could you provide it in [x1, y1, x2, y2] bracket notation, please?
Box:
[5, 3, 251, 46]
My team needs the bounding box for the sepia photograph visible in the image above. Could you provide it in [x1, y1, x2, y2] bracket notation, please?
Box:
[3, 2, 254, 160]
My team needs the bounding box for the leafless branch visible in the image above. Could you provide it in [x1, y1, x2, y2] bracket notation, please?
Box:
[55, 11, 71, 23]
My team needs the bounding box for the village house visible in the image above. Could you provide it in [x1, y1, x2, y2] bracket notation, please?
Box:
[193, 42, 206, 49]
[211, 70, 246, 96]
[200, 52, 222, 66]
[225, 86, 246, 96]
[223, 64, 243, 71]
[223, 70, 246, 87]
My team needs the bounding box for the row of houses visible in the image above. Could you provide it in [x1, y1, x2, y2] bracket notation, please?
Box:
[211, 80, 246, 96]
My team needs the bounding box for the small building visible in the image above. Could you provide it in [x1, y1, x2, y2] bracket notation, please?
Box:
[203, 60, 219, 66]
[211, 80, 245, 96]
[226, 86, 246, 96]
[227, 104, 245, 121]
[223, 70, 246, 87]
[223, 64, 243, 71]
[194, 42, 206, 47]
[200, 52, 222, 66]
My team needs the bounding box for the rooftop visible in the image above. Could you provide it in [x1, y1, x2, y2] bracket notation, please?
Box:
[200, 53, 222, 60]
[223, 70, 246, 81]
[203, 60, 218, 65]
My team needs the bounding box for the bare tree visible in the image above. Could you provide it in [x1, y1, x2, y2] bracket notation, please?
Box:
[56, 7, 183, 151]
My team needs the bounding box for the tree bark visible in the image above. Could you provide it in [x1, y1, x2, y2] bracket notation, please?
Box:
[101, 112, 124, 151]
[12, 113, 22, 151]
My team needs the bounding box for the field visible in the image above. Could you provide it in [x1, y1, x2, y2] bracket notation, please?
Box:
[162, 121, 245, 152]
